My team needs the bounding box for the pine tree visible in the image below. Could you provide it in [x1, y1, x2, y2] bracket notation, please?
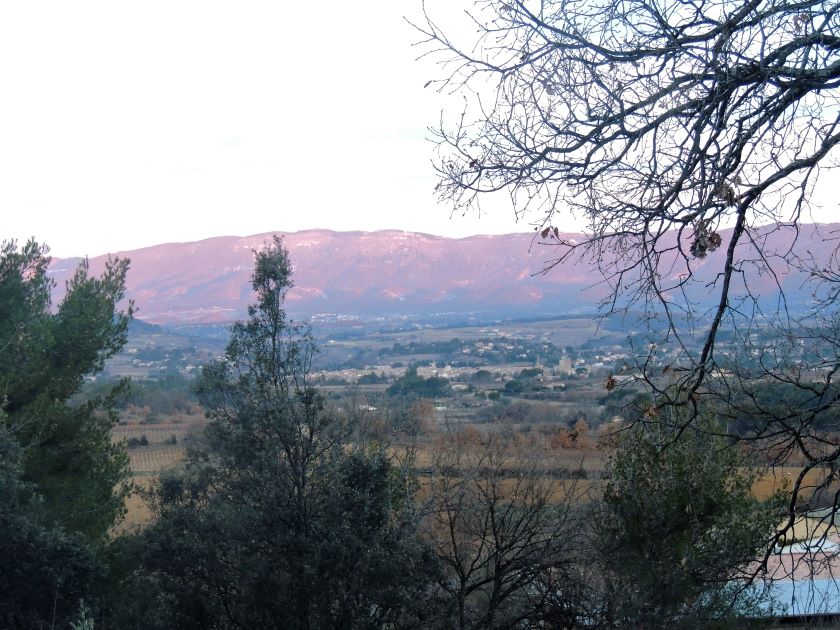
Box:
[0, 239, 133, 540]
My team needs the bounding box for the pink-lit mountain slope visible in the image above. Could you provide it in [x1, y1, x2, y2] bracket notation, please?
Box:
[47, 225, 840, 325]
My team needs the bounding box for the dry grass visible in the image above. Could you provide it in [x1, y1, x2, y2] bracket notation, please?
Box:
[128, 444, 185, 475]
[752, 466, 833, 502]
[415, 475, 601, 505]
[114, 477, 157, 534]
[114, 417, 206, 476]
[410, 443, 598, 469]
[117, 417, 825, 532]
[112, 415, 206, 528]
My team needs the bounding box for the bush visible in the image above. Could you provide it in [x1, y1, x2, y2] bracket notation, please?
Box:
[387, 366, 452, 399]
[520, 367, 543, 379]
[126, 435, 149, 448]
[503, 379, 524, 395]
[472, 369, 493, 381]
[591, 415, 781, 626]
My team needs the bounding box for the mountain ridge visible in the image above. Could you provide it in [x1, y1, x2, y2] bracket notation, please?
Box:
[47, 225, 839, 325]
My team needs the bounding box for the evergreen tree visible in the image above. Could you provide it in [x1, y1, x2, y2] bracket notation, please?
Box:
[388, 365, 452, 399]
[0, 239, 133, 540]
[0, 420, 100, 628]
[591, 414, 780, 627]
[125, 237, 436, 629]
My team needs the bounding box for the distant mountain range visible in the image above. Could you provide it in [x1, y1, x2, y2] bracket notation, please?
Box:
[47, 225, 840, 325]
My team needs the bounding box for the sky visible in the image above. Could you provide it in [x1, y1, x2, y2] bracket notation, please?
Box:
[0, 0, 528, 258]
[1, 2, 837, 258]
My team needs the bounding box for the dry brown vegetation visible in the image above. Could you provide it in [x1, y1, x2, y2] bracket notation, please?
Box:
[113, 405, 840, 534]
[112, 414, 208, 530]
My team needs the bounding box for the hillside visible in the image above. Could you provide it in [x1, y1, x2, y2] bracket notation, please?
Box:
[48, 225, 839, 325]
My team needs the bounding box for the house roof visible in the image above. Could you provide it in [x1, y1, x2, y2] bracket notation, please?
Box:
[754, 579, 840, 617]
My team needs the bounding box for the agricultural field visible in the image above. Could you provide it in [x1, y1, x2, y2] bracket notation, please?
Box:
[752, 466, 836, 502]
[113, 403, 837, 534]
[114, 419, 203, 476]
[113, 415, 207, 531]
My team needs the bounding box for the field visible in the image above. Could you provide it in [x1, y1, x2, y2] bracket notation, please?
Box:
[113, 417, 207, 532]
[114, 414, 836, 533]
[752, 466, 835, 502]
[114, 420, 201, 476]
[118, 478, 156, 533]
[114, 410, 609, 529]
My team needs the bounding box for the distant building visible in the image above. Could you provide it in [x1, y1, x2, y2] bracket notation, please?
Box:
[557, 357, 574, 376]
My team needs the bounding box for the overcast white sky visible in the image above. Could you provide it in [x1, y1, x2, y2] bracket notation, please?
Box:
[0, 0, 530, 258]
[1, 1, 837, 258]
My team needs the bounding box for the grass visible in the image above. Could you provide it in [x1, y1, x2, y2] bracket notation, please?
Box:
[116, 478, 157, 533]
[752, 466, 833, 502]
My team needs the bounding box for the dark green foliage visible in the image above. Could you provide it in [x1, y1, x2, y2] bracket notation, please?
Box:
[0, 239, 133, 541]
[503, 379, 524, 394]
[599, 389, 650, 423]
[119, 452, 437, 630]
[96, 531, 177, 630]
[358, 371, 388, 384]
[387, 365, 452, 398]
[0, 423, 100, 629]
[129, 373, 197, 415]
[727, 381, 840, 435]
[81, 373, 197, 416]
[119, 238, 437, 628]
[126, 435, 149, 448]
[591, 416, 780, 627]
[519, 367, 543, 379]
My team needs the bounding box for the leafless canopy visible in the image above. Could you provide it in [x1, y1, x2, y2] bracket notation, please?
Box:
[415, 0, 840, 534]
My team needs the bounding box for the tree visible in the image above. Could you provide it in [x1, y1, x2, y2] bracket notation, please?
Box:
[0, 239, 133, 540]
[388, 364, 453, 398]
[0, 419, 100, 629]
[422, 430, 588, 629]
[503, 378, 524, 395]
[415, 0, 840, 520]
[123, 237, 437, 629]
[589, 415, 781, 627]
